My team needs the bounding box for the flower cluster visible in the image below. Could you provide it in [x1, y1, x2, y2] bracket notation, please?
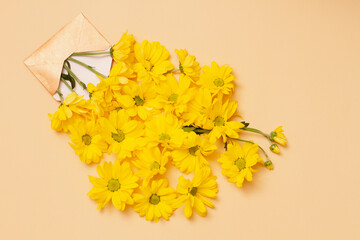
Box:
[49, 31, 287, 222]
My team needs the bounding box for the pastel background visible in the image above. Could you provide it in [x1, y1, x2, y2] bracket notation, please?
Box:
[1, 0, 359, 239]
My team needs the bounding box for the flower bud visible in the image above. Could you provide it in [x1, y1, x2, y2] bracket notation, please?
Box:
[269, 144, 280, 154]
[264, 160, 274, 170]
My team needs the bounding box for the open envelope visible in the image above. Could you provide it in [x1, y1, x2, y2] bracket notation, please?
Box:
[24, 13, 111, 96]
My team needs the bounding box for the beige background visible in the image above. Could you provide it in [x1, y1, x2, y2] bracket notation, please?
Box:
[1, 0, 360, 239]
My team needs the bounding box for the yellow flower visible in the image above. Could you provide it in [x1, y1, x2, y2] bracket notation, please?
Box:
[133, 147, 170, 186]
[156, 74, 195, 117]
[175, 49, 201, 79]
[48, 92, 90, 132]
[206, 98, 244, 143]
[134, 40, 174, 83]
[172, 132, 217, 174]
[68, 120, 107, 164]
[270, 126, 287, 146]
[133, 179, 176, 222]
[122, 80, 160, 120]
[101, 110, 144, 160]
[88, 161, 138, 210]
[107, 61, 136, 84]
[199, 61, 235, 95]
[111, 31, 135, 64]
[182, 88, 212, 127]
[175, 167, 218, 218]
[218, 142, 262, 187]
[145, 113, 186, 149]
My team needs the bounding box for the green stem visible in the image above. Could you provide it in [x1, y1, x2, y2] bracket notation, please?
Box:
[194, 128, 211, 134]
[228, 137, 270, 161]
[56, 89, 64, 101]
[63, 64, 87, 90]
[243, 127, 272, 143]
[71, 51, 110, 56]
[168, 69, 180, 73]
[67, 57, 107, 78]
[60, 78, 74, 92]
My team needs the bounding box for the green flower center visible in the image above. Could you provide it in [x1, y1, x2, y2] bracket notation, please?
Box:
[214, 116, 225, 126]
[134, 96, 144, 106]
[188, 145, 200, 156]
[112, 129, 125, 143]
[168, 94, 178, 104]
[82, 134, 92, 145]
[159, 133, 171, 141]
[115, 106, 123, 111]
[179, 62, 184, 73]
[189, 187, 198, 196]
[234, 157, 246, 171]
[145, 60, 154, 71]
[213, 78, 224, 87]
[107, 178, 121, 192]
[149, 194, 160, 205]
[150, 161, 161, 170]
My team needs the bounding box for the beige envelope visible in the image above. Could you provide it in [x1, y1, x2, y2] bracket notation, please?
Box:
[24, 13, 111, 95]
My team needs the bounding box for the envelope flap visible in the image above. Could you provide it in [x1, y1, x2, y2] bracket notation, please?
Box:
[24, 13, 111, 95]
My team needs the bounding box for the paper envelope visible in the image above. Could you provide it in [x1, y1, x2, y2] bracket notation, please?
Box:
[24, 13, 111, 96]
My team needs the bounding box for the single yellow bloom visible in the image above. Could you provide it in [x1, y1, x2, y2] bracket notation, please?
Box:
[199, 61, 236, 95]
[175, 167, 218, 218]
[100, 109, 144, 160]
[175, 49, 201, 79]
[134, 40, 174, 83]
[218, 142, 262, 187]
[111, 31, 135, 64]
[270, 126, 287, 146]
[48, 92, 91, 132]
[88, 161, 139, 210]
[182, 88, 213, 128]
[107, 61, 136, 84]
[68, 120, 107, 164]
[172, 132, 217, 174]
[133, 147, 170, 186]
[156, 74, 195, 117]
[145, 113, 186, 150]
[206, 98, 244, 143]
[122, 80, 160, 120]
[133, 179, 176, 222]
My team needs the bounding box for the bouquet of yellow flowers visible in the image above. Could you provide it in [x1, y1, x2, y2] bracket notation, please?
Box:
[48, 31, 287, 222]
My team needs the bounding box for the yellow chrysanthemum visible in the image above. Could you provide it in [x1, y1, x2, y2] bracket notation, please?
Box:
[206, 98, 244, 143]
[133, 147, 170, 186]
[48, 92, 90, 132]
[111, 31, 135, 64]
[134, 40, 174, 83]
[121, 80, 160, 120]
[218, 142, 262, 187]
[101, 110, 144, 160]
[175, 167, 218, 218]
[270, 126, 287, 146]
[68, 120, 107, 164]
[145, 113, 186, 150]
[199, 61, 235, 95]
[172, 132, 217, 174]
[107, 61, 135, 85]
[156, 74, 195, 117]
[133, 179, 176, 222]
[175, 49, 201, 79]
[182, 88, 213, 127]
[88, 161, 139, 210]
